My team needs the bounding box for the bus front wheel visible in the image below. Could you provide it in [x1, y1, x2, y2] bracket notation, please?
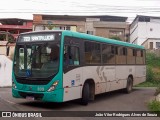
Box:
[125, 77, 133, 93]
[81, 83, 90, 105]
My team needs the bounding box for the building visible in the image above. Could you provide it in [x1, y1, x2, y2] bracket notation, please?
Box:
[33, 14, 129, 42]
[0, 18, 32, 56]
[0, 18, 33, 41]
[130, 15, 160, 49]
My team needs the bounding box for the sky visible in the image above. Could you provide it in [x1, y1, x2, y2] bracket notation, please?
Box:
[0, 0, 160, 22]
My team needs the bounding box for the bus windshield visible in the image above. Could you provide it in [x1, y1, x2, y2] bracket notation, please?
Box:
[14, 42, 60, 79]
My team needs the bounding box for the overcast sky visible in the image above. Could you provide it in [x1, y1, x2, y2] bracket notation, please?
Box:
[0, 0, 160, 22]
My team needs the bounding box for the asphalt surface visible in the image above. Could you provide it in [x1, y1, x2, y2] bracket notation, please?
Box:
[0, 87, 159, 120]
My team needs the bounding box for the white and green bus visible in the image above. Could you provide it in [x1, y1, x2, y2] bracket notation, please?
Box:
[12, 30, 146, 105]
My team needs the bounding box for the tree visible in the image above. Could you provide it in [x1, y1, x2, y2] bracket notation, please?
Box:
[0, 34, 6, 41]
[109, 36, 121, 41]
[46, 24, 55, 30]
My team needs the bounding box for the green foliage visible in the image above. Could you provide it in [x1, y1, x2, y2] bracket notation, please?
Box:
[146, 53, 160, 112]
[136, 52, 160, 87]
[8, 35, 15, 43]
[46, 24, 54, 30]
[146, 66, 155, 82]
[136, 81, 160, 87]
[146, 52, 160, 67]
[148, 100, 160, 112]
[0, 34, 14, 43]
[109, 36, 121, 41]
[0, 34, 5, 40]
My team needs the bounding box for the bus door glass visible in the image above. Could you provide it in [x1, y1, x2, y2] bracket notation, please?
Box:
[63, 36, 82, 88]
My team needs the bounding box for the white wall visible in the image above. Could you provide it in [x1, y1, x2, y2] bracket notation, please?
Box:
[142, 38, 160, 49]
[34, 25, 44, 31]
[149, 39, 160, 49]
[130, 24, 138, 44]
[130, 18, 160, 46]
[147, 22, 160, 38]
[137, 22, 148, 44]
[138, 22, 160, 37]
[0, 55, 12, 87]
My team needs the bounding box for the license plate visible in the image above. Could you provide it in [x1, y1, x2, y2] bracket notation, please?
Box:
[26, 96, 35, 101]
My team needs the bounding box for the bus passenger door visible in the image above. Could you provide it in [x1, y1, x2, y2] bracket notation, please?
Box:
[63, 37, 83, 101]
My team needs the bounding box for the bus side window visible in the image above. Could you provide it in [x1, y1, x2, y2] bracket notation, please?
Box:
[127, 48, 135, 64]
[136, 50, 144, 64]
[116, 47, 127, 64]
[64, 46, 80, 66]
[102, 44, 115, 64]
[85, 41, 101, 64]
[71, 47, 80, 65]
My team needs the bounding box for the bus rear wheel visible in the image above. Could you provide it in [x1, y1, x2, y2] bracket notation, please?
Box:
[81, 83, 90, 105]
[124, 77, 133, 93]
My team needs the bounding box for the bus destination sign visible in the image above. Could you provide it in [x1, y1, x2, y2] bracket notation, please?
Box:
[20, 34, 55, 42]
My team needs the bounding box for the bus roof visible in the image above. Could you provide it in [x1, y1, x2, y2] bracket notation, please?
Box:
[19, 30, 144, 49]
[62, 30, 144, 49]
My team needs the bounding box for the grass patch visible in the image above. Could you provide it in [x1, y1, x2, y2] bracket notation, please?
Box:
[147, 82, 160, 114]
[148, 100, 160, 112]
[135, 81, 160, 87]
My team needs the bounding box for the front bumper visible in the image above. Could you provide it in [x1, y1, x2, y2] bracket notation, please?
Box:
[12, 88, 64, 102]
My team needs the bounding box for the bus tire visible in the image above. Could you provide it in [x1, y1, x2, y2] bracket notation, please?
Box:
[124, 77, 133, 94]
[81, 83, 90, 105]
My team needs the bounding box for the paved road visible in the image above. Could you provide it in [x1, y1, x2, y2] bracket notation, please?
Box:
[0, 87, 159, 120]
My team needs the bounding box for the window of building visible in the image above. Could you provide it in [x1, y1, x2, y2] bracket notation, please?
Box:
[109, 30, 123, 37]
[66, 26, 71, 30]
[45, 25, 76, 31]
[156, 42, 160, 49]
[102, 44, 115, 64]
[87, 31, 94, 35]
[150, 42, 153, 49]
[138, 17, 150, 22]
[85, 41, 101, 64]
[150, 28, 153, 31]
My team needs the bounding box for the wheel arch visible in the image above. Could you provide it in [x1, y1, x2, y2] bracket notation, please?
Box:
[128, 74, 134, 81]
[83, 79, 95, 100]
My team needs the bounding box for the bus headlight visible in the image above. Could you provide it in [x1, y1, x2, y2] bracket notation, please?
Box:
[12, 81, 17, 89]
[48, 81, 59, 92]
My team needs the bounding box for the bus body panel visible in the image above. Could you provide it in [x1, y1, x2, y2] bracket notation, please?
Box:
[115, 66, 135, 89]
[134, 65, 146, 85]
[63, 65, 145, 101]
[12, 88, 64, 102]
[63, 67, 83, 101]
[12, 72, 64, 102]
[12, 30, 146, 103]
[82, 66, 108, 94]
